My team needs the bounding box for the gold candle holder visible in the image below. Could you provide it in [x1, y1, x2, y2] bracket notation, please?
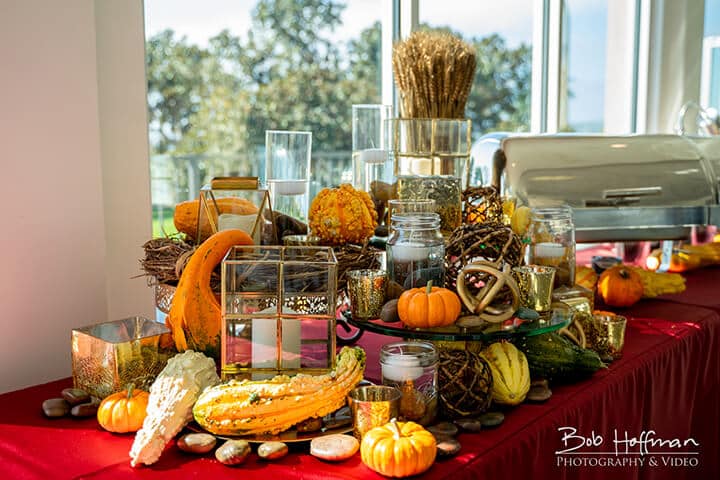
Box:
[348, 269, 387, 320]
[512, 265, 556, 314]
[594, 313, 627, 361]
[347, 385, 401, 439]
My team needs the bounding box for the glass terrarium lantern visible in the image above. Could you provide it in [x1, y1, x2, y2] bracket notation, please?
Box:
[221, 245, 337, 380]
[71, 316, 171, 399]
[196, 177, 277, 245]
[391, 118, 472, 235]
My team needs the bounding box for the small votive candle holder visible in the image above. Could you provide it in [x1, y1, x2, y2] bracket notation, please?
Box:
[513, 265, 556, 314]
[71, 316, 171, 399]
[594, 313, 627, 361]
[380, 341, 438, 425]
[348, 269, 387, 320]
[347, 385, 401, 439]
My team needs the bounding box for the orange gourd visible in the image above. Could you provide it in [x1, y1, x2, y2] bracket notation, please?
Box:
[166, 229, 254, 360]
[174, 197, 258, 241]
[360, 420, 436, 478]
[97, 385, 149, 433]
[397, 281, 462, 328]
[597, 266, 644, 307]
[309, 184, 378, 245]
[575, 266, 598, 291]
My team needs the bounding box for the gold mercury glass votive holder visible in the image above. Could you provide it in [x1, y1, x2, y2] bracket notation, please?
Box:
[512, 265, 556, 314]
[71, 316, 172, 400]
[594, 314, 627, 361]
[347, 385, 401, 439]
[348, 269, 387, 320]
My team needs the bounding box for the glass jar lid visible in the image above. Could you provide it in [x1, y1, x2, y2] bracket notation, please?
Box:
[390, 212, 441, 230]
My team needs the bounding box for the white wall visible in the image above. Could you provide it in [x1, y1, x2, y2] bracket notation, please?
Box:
[0, 0, 153, 393]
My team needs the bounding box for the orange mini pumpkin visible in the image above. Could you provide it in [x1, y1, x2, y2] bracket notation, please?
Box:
[597, 266, 643, 307]
[97, 385, 149, 433]
[361, 420, 437, 478]
[397, 281, 462, 328]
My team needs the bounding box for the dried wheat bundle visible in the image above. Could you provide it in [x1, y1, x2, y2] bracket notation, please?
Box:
[393, 31, 477, 118]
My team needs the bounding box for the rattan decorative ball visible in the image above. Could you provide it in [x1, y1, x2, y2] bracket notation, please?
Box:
[438, 348, 493, 419]
[463, 186, 503, 224]
[444, 222, 524, 293]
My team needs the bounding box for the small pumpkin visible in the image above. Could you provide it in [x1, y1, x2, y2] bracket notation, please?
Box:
[480, 342, 530, 406]
[308, 184, 378, 245]
[597, 265, 643, 307]
[397, 281, 462, 328]
[360, 420, 436, 478]
[97, 385, 149, 433]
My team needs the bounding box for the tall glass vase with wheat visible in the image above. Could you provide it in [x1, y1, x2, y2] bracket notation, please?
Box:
[391, 31, 476, 236]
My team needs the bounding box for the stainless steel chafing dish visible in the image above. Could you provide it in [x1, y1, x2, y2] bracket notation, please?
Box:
[479, 134, 720, 243]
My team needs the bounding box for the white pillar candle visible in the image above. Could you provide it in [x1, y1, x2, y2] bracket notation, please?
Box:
[359, 148, 388, 164]
[391, 242, 431, 262]
[382, 355, 424, 382]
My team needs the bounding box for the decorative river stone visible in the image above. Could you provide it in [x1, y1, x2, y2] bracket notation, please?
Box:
[310, 434, 359, 461]
[453, 418, 483, 433]
[177, 433, 217, 454]
[479, 412, 505, 428]
[215, 440, 251, 466]
[42, 398, 70, 418]
[436, 437, 462, 457]
[427, 422, 458, 437]
[257, 441, 289, 460]
[526, 384, 552, 403]
[61, 388, 90, 406]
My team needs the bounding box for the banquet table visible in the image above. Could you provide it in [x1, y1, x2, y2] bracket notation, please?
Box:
[2, 271, 719, 480]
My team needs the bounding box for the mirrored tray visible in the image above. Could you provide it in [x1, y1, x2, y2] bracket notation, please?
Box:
[347, 303, 573, 341]
[187, 406, 353, 443]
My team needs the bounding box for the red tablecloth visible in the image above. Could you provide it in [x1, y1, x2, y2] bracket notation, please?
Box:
[2, 279, 719, 479]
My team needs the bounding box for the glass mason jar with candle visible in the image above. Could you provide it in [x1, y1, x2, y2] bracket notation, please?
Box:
[380, 341, 438, 425]
[526, 206, 576, 289]
[386, 213, 445, 290]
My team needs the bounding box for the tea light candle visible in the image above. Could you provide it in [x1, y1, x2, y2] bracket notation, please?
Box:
[359, 148, 387, 164]
[391, 242, 431, 262]
[272, 179, 307, 196]
[381, 355, 424, 382]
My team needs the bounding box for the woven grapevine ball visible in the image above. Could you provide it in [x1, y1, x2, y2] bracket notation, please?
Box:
[437, 348, 493, 419]
[444, 222, 524, 295]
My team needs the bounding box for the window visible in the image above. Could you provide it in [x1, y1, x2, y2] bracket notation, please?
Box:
[559, 0, 608, 132]
[702, 0, 720, 111]
[143, 0, 719, 236]
[144, 0, 383, 237]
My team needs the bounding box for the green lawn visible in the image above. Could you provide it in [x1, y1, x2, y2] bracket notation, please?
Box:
[152, 205, 178, 238]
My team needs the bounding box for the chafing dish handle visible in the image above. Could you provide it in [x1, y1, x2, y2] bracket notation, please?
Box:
[602, 187, 663, 199]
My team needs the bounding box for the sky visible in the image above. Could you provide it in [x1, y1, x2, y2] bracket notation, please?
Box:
[144, 0, 535, 47]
